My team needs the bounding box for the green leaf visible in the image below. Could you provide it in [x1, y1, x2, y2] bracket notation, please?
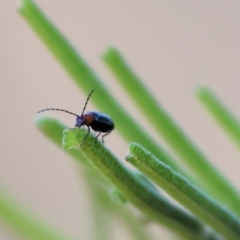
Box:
[127, 143, 240, 240]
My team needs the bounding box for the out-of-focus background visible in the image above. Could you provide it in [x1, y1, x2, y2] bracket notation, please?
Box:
[1, 1, 240, 239]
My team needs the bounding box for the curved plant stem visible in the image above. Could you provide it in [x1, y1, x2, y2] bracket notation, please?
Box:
[126, 143, 240, 240]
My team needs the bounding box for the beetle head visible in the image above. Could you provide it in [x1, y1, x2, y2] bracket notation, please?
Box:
[75, 116, 86, 128]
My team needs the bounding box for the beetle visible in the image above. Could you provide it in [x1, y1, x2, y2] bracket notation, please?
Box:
[37, 90, 114, 146]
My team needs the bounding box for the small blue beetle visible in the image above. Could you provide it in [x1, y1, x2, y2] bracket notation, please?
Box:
[37, 90, 114, 146]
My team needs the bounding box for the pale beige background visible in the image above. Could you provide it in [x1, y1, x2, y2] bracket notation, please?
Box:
[1, 1, 240, 239]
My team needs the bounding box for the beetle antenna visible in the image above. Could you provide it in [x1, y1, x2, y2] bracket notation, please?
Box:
[81, 89, 94, 117]
[37, 108, 79, 117]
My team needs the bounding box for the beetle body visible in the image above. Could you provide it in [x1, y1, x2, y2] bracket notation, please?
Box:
[37, 90, 114, 146]
[77, 111, 114, 132]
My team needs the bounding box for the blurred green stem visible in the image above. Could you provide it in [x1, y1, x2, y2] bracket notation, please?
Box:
[197, 87, 240, 150]
[0, 187, 76, 240]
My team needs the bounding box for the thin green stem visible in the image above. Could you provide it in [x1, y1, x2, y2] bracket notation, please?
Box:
[102, 47, 240, 214]
[197, 86, 240, 149]
[127, 143, 240, 240]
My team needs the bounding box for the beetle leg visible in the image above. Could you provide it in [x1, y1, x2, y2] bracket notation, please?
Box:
[95, 132, 101, 138]
[101, 131, 111, 143]
[80, 126, 90, 147]
[94, 132, 101, 144]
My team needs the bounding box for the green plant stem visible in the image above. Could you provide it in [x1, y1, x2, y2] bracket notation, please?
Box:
[102, 47, 240, 215]
[0, 187, 75, 240]
[19, 0, 186, 177]
[197, 86, 240, 149]
[61, 125, 222, 240]
[36, 117, 152, 240]
[126, 143, 240, 240]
